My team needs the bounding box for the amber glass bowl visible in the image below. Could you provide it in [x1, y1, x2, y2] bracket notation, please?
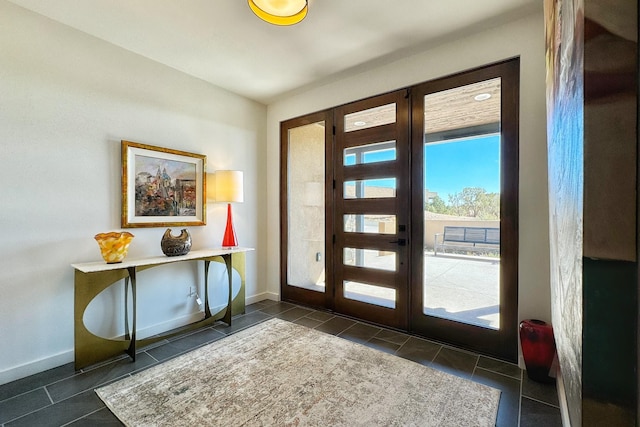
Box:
[94, 231, 135, 263]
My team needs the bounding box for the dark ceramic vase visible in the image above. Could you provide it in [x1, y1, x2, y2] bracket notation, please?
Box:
[519, 319, 556, 383]
[161, 228, 192, 257]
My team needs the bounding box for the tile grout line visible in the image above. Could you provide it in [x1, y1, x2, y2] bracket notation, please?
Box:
[372, 328, 411, 347]
[145, 351, 160, 364]
[474, 365, 522, 381]
[59, 407, 106, 427]
[43, 385, 54, 405]
[517, 368, 523, 427]
[0, 386, 45, 405]
[394, 336, 411, 355]
[336, 322, 358, 337]
[471, 355, 479, 376]
[521, 395, 561, 409]
[2, 397, 55, 426]
[430, 346, 443, 366]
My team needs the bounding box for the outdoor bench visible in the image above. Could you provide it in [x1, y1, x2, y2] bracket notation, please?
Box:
[434, 226, 500, 256]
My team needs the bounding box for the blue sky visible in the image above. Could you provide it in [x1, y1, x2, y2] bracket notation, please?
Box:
[425, 134, 501, 198]
[345, 134, 501, 197]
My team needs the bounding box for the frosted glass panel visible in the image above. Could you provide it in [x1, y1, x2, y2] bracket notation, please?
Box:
[287, 122, 326, 293]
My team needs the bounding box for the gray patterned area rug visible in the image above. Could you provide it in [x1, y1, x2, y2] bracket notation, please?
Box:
[96, 318, 500, 426]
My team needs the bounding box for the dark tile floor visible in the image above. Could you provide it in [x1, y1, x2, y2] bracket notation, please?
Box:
[0, 300, 562, 426]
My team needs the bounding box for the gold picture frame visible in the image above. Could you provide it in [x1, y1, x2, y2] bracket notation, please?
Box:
[121, 140, 206, 228]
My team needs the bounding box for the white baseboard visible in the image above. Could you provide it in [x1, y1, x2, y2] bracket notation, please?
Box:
[0, 311, 206, 386]
[137, 311, 215, 339]
[0, 349, 74, 386]
[247, 292, 279, 305]
[0, 292, 271, 386]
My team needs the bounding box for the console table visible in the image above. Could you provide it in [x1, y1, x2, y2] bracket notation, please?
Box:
[72, 248, 253, 369]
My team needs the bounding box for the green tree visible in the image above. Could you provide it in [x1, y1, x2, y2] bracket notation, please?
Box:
[477, 191, 500, 219]
[448, 187, 500, 219]
[425, 194, 451, 215]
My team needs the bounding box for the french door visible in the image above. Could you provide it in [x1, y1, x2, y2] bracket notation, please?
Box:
[333, 90, 410, 329]
[281, 59, 519, 361]
[410, 59, 519, 361]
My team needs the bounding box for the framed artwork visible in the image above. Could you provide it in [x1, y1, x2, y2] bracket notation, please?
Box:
[121, 140, 206, 228]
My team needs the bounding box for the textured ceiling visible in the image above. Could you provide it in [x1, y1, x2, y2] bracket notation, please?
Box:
[8, 0, 540, 104]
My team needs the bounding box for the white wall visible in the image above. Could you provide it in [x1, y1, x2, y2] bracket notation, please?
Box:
[266, 10, 550, 359]
[0, 1, 267, 384]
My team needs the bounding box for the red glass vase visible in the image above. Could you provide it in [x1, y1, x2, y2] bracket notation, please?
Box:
[222, 203, 238, 247]
[519, 319, 556, 383]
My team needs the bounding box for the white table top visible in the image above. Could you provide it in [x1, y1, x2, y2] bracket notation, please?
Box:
[72, 247, 254, 273]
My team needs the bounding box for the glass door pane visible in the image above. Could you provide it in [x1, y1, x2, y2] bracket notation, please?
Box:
[423, 79, 501, 329]
[344, 281, 396, 309]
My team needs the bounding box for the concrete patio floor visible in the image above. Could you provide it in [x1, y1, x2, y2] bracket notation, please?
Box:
[423, 252, 500, 329]
[343, 251, 500, 329]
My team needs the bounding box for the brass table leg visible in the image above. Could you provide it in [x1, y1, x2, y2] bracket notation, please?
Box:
[125, 267, 137, 361]
[223, 254, 233, 326]
[124, 276, 130, 340]
[203, 255, 233, 326]
[204, 260, 212, 318]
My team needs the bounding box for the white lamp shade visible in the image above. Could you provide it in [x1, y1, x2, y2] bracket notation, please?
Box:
[215, 170, 244, 203]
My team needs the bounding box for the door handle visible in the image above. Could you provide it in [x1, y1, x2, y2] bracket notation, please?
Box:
[389, 238, 406, 246]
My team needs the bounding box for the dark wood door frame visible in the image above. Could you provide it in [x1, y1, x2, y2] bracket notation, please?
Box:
[280, 110, 334, 309]
[410, 58, 520, 362]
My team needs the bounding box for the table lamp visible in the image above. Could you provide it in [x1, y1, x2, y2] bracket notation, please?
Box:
[215, 170, 244, 247]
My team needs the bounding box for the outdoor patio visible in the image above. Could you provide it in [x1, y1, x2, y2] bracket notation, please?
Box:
[423, 252, 500, 329]
[344, 251, 500, 329]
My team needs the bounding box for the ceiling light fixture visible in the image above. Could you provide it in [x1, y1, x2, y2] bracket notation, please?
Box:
[248, 0, 308, 26]
[354, 121, 367, 126]
[474, 93, 492, 101]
